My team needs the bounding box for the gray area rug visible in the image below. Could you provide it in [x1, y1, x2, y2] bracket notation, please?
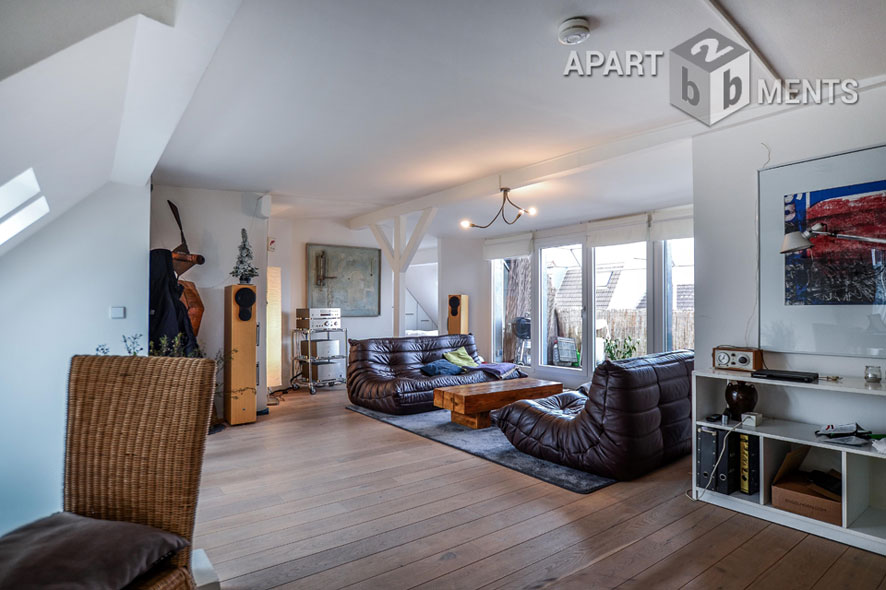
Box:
[346, 405, 615, 494]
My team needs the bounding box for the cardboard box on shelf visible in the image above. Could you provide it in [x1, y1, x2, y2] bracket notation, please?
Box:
[771, 447, 842, 526]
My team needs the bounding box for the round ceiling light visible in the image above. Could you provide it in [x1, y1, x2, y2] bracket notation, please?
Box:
[558, 17, 591, 45]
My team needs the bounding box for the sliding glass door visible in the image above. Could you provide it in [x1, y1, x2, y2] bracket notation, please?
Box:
[665, 237, 695, 351]
[492, 256, 532, 365]
[539, 243, 584, 370]
[593, 241, 648, 364]
[489, 208, 693, 388]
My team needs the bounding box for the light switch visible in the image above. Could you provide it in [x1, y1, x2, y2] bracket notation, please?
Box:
[109, 306, 126, 319]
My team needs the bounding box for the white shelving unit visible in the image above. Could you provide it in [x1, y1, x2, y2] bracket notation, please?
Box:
[693, 370, 886, 555]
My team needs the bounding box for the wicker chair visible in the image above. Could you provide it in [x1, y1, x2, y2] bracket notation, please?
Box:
[65, 355, 216, 590]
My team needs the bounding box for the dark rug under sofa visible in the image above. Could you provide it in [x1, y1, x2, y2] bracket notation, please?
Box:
[346, 404, 615, 494]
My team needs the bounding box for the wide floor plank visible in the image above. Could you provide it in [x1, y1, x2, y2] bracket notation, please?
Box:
[193, 386, 886, 590]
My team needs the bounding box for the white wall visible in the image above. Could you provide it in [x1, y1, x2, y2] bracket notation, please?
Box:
[437, 236, 492, 359]
[149, 185, 269, 411]
[278, 218, 393, 342]
[0, 182, 149, 534]
[694, 84, 886, 430]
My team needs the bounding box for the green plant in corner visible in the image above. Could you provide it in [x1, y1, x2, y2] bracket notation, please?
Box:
[122, 334, 144, 356]
[604, 335, 637, 361]
[149, 333, 206, 358]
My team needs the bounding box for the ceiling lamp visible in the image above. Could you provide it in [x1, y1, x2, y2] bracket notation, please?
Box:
[460, 185, 537, 230]
[558, 17, 591, 45]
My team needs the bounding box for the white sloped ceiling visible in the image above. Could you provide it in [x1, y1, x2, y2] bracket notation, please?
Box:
[0, 0, 240, 258]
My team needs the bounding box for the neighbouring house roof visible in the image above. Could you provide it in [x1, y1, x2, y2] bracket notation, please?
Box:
[637, 284, 694, 311]
[553, 267, 583, 310]
[552, 263, 623, 311]
[551, 263, 694, 312]
[676, 284, 694, 311]
[595, 265, 623, 310]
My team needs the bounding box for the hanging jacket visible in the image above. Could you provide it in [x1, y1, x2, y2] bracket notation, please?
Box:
[149, 249, 198, 355]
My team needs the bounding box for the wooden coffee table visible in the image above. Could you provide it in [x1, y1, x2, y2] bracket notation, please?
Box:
[433, 378, 562, 429]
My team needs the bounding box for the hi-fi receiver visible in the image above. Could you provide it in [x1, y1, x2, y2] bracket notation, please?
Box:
[295, 308, 341, 330]
[712, 346, 763, 372]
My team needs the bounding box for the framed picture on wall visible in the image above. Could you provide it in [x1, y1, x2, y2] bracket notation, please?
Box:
[759, 143, 886, 358]
[306, 243, 381, 316]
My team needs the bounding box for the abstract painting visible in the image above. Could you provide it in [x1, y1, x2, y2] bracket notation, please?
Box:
[784, 179, 886, 305]
[759, 143, 886, 358]
[307, 244, 381, 316]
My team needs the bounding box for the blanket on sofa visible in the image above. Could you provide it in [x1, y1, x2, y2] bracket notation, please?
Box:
[466, 362, 520, 379]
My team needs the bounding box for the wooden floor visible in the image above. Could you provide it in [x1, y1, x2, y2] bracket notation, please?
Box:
[195, 386, 886, 590]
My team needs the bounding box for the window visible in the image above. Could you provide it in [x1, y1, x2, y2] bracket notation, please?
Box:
[492, 256, 531, 364]
[488, 207, 693, 381]
[0, 168, 48, 247]
[594, 241, 647, 364]
[540, 244, 583, 368]
[665, 238, 695, 351]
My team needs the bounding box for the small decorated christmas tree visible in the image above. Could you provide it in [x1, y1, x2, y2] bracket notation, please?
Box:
[230, 228, 259, 284]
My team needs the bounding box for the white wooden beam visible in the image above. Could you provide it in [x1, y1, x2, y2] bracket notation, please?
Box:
[700, 0, 782, 83]
[347, 120, 699, 229]
[393, 216, 406, 268]
[372, 213, 437, 337]
[349, 176, 498, 230]
[392, 216, 408, 337]
[398, 208, 437, 272]
[369, 223, 396, 270]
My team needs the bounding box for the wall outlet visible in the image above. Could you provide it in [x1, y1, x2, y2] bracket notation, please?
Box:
[109, 306, 126, 319]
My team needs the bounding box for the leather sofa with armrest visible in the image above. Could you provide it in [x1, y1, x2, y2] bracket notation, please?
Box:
[491, 350, 694, 480]
[347, 333, 521, 414]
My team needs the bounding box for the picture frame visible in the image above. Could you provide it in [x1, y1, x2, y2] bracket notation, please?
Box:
[758, 144, 886, 358]
[306, 243, 381, 317]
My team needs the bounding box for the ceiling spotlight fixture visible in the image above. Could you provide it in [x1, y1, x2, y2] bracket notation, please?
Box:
[460, 182, 537, 230]
[558, 17, 591, 46]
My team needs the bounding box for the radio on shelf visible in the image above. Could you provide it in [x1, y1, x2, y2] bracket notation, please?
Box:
[712, 346, 763, 371]
[296, 307, 341, 330]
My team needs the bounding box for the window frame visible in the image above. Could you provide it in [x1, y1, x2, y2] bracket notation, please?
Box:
[488, 226, 693, 390]
[533, 238, 590, 381]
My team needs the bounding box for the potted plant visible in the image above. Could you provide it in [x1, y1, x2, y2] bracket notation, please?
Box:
[230, 228, 259, 284]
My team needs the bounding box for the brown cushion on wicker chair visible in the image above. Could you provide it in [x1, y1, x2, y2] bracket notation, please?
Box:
[0, 512, 188, 590]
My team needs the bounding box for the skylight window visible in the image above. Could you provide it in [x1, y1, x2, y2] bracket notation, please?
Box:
[0, 168, 40, 219]
[0, 168, 49, 247]
[0, 196, 50, 246]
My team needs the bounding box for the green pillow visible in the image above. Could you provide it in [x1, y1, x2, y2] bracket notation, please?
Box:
[443, 347, 479, 368]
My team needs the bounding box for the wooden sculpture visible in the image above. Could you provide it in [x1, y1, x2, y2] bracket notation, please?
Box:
[168, 200, 206, 337]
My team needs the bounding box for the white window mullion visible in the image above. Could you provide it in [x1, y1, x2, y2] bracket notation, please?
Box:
[586, 244, 596, 374]
[649, 240, 666, 354]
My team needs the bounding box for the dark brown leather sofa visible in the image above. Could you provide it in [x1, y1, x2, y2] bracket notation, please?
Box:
[347, 334, 521, 415]
[491, 350, 694, 480]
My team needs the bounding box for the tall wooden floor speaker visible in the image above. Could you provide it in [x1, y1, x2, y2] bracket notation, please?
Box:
[447, 294, 469, 335]
[224, 284, 256, 425]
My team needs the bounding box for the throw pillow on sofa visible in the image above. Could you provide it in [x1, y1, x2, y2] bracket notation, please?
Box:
[0, 511, 188, 590]
[420, 359, 464, 376]
[443, 347, 479, 368]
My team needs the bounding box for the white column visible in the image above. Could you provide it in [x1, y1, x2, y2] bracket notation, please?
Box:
[393, 216, 407, 337]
